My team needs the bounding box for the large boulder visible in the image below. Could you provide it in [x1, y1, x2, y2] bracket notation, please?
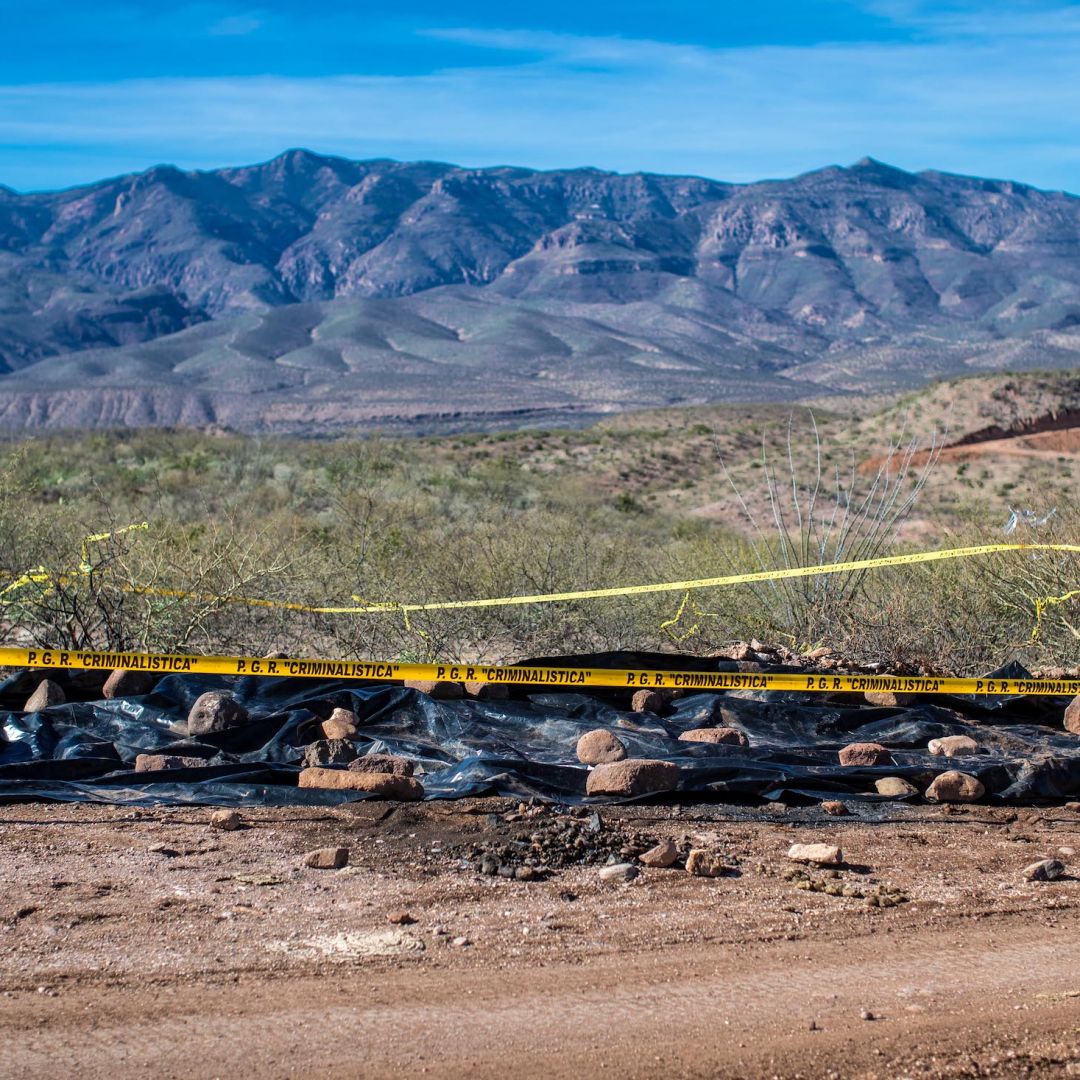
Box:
[321, 708, 360, 740]
[678, 727, 749, 747]
[302, 739, 357, 767]
[1065, 695, 1080, 734]
[134, 753, 209, 772]
[24, 679, 65, 711]
[298, 767, 424, 800]
[585, 759, 679, 797]
[348, 753, 415, 777]
[576, 729, 628, 765]
[187, 691, 250, 736]
[928, 735, 979, 758]
[838, 742, 893, 767]
[925, 770, 985, 803]
[103, 669, 157, 699]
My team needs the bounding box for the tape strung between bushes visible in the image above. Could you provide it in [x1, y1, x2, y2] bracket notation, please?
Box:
[4, 541, 1080, 620]
[1, 645, 1078, 697]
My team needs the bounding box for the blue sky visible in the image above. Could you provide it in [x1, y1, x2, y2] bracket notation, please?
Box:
[3, 0, 1080, 192]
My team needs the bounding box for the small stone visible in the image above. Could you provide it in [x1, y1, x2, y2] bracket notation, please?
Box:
[464, 681, 510, 700]
[820, 801, 850, 816]
[209, 809, 241, 832]
[638, 839, 679, 868]
[860, 1009, 875, 1021]
[134, 753, 208, 772]
[302, 739, 357, 767]
[925, 770, 985, 803]
[321, 708, 360, 740]
[297, 767, 424, 800]
[864, 691, 915, 707]
[678, 727, 749, 746]
[598, 862, 638, 883]
[928, 735, 979, 757]
[387, 911, 416, 925]
[1023, 858, 1065, 882]
[103, 669, 157, 699]
[575, 729, 628, 765]
[787, 843, 843, 866]
[303, 847, 349, 870]
[1065, 695, 1080, 734]
[686, 849, 731, 877]
[451, 936, 471, 948]
[630, 689, 665, 713]
[348, 753, 416, 777]
[838, 742, 893, 767]
[585, 759, 679, 797]
[874, 776, 919, 798]
[404, 680, 463, 699]
[24, 679, 65, 711]
[187, 691, 249, 736]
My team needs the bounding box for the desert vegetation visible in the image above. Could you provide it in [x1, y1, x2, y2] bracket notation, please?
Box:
[2, 371, 1079, 675]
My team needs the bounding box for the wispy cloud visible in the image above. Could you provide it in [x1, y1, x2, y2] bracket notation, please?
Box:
[3, 3, 1080, 192]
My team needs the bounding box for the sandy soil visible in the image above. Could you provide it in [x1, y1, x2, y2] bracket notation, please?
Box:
[3, 798, 1080, 1079]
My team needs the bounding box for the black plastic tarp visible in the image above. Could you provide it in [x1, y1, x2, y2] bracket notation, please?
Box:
[2, 653, 1079, 805]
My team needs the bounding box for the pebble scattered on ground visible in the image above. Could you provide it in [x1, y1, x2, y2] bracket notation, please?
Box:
[787, 843, 843, 866]
[303, 846, 350, 869]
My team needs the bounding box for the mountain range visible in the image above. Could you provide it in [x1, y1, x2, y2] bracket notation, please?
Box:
[2, 150, 1080, 432]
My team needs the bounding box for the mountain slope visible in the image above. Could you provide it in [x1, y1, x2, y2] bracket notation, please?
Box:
[2, 152, 1080, 431]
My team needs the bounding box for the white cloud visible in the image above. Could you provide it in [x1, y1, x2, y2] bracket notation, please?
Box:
[3, 7, 1080, 192]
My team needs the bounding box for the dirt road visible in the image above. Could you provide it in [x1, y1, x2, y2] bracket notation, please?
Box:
[3, 800, 1080, 1078]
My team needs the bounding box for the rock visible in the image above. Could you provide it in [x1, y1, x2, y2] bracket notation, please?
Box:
[404, 679, 463, 699]
[103, 669, 157, 699]
[686, 849, 731, 877]
[1065, 695, 1080, 734]
[209, 809, 241, 832]
[585, 759, 679, 797]
[387, 911, 416, 925]
[928, 735, 979, 757]
[864, 690, 915, 707]
[134, 753, 208, 773]
[575, 729, 628, 765]
[820, 800, 850, 816]
[298, 767, 424, 800]
[1023, 858, 1065, 882]
[302, 739, 357, 767]
[321, 708, 360, 740]
[638, 839, 679, 868]
[24, 679, 65, 711]
[348, 753, 415, 777]
[925, 770, 985, 803]
[598, 862, 638, 883]
[838, 742, 893, 767]
[464, 681, 510, 700]
[678, 727, 749, 746]
[630, 689, 665, 713]
[875, 776, 919, 798]
[187, 691, 249, 736]
[787, 843, 843, 866]
[303, 847, 349, 869]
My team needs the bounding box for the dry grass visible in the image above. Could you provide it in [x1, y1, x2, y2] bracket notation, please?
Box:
[2, 370, 1080, 673]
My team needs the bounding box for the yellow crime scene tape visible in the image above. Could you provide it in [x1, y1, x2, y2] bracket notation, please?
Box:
[0, 644, 1078, 697]
[4, 540, 1080, 621]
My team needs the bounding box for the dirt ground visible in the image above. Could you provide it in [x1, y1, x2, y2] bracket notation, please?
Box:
[3, 797, 1080, 1079]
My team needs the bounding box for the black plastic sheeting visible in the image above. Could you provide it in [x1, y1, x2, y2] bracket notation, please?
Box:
[2, 652, 1080, 806]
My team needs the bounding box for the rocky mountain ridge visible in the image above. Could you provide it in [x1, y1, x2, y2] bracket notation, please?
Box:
[2, 151, 1080, 431]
